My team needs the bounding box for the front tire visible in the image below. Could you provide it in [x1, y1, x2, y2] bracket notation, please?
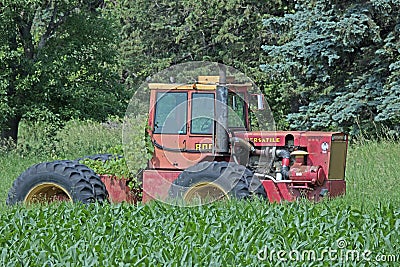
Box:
[168, 161, 266, 204]
[6, 160, 108, 205]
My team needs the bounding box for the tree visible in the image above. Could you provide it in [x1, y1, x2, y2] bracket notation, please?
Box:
[112, 0, 294, 90]
[261, 0, 400, 137]
[0, 0, 126, 143]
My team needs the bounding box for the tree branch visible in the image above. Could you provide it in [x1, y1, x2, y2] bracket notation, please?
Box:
[37, 3, 80, 51]
[38, 2, 57, 50]
[16, 10, 35, 60]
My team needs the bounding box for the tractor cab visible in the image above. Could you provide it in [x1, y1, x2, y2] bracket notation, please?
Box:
[147, 76, 260, 170]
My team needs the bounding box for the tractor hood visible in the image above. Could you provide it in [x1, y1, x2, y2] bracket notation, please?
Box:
[233, 131, 346, 147]
[233, 131, 286, 146]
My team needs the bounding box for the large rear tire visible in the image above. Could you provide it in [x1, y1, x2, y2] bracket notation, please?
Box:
[77, 153, 125, 201]
[6, 160, 108, 205]
[168, 161, 266, 204]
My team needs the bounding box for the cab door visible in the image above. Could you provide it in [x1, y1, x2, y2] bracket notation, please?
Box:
[187, 92, 215, 152]
[150, 91, 216, 170]
[150, 91, 189, 169]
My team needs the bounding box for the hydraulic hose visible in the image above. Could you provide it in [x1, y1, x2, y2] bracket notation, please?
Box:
[276, 149, 290, 179]
[152, 140, 201, 153]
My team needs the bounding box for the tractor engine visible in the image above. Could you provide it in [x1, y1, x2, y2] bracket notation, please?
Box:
[231, 131, 347, 201]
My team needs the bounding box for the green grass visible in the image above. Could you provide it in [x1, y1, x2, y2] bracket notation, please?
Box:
[0, 121, 399, 266]
[329, 140, 400, 211]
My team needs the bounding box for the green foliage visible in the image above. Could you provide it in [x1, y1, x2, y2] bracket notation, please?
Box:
[331, 139, 400, 210]
[0, 137, 16, 154]
[52, 119, 122, 159]
[261, 0, 400, 137]
[81, 150, 143, 192]
[16, 113, 63, 156]
[0, 0, 128, 142]
[17, 118, 122, 159]
[111, 0, 293, 90]
[123, 115, 154, 177]
[81, 143, 129, 176]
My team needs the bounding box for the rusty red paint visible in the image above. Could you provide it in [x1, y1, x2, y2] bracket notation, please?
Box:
[100, 175, 138, 204]
[261, 180, 296, 203]
[327, 180, 346, 197]
[105, 80, 348, 204]
[261, 178, 346, 203]
[262, 180, 283, 203]
[142, 170, 181, 203]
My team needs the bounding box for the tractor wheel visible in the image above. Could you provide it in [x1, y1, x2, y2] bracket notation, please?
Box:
[168, 161, 266, 204]
[76, 154, 123, 201]
[6, 160, 108, 205]
[72, 163, 109, 202]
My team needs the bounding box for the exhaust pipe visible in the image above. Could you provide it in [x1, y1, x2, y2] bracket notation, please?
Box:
[215, 65, 229, 153]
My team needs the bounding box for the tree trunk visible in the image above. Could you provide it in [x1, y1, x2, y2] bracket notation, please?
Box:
[1, 116, 21, 144]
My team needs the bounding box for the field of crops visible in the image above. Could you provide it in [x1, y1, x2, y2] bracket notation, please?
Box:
[0, 121, 399, 266]
[0, 199, 398, 266]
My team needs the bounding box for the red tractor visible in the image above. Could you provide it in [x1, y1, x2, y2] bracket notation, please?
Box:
[6, 76, 348, 205]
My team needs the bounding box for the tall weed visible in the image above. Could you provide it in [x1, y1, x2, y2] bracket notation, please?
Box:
[0, 137, 16, 154]
[17, 118, 122, 159]
[331, 139, 400, 212]
[53, 118, 122, 159]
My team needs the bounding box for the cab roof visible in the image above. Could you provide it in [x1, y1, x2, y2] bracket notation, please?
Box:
[148, 76, 252, 91]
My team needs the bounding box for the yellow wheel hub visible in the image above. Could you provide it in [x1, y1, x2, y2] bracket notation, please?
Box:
[184, 182, 229, 204]
[24, 183, 72, 203]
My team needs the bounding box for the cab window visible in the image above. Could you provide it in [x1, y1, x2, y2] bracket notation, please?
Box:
[191, 93, 214, 134]
[154, 92, 187, 134]
[228, 92, 246, 128]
